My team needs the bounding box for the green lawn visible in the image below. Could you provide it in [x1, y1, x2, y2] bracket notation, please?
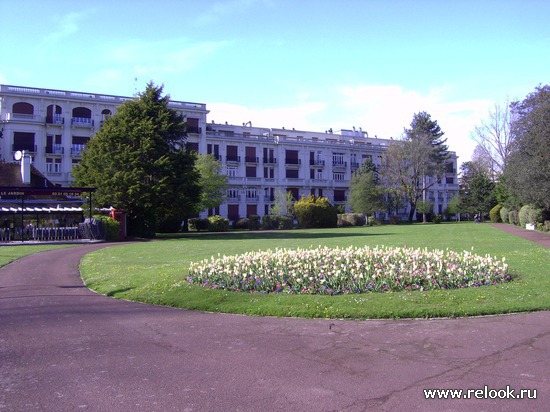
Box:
[0, 244, 77, 267]
[77, 222, 550, 319]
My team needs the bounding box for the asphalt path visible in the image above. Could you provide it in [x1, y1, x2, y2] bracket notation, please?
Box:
[1, 243, 549, 411]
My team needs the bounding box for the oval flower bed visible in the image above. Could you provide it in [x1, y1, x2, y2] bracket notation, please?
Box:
[186, 245, 511, 295]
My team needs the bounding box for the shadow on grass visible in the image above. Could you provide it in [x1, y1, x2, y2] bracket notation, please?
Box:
[106, 287, 135, 297]
[158, 229, 392, 241]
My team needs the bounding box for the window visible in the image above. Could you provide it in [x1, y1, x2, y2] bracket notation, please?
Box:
[227, 189, 239, 199]
[263, 167, 274, 179]
[246, 188, 257, 200]
[207, 143, 220, 159]
[333, 152, 345, 167]
[285, 149, 300, 165]
[286, 169, 299, 179]
[228, 204, 239, 221]
[263, 148, 275, 163]
[46, 135, 63, 154]
[227, 167, 237, 177]
[247, 205, 257, 217]
[287, 188, 299, 200]
[46, 158, 61, 173]
[310, 168, 315, 179]
[13, 132, 35, 152]
[446, 177, 454, 184]
[46, 104, 63, 124]
[245, 146, 257, 163]
[72, 136, 90, 156]
[186, 117, 201, 134]
[186, 142, 199, 152]
[226, 145, 239, 162]
[333, 172, 345, 181]
[12, 102, 34, 115]
[246, 166, 257, 178]
[334, 190, 346, 202]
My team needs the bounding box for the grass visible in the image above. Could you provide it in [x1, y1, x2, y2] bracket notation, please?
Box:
[77, 222, 550, 319]
[0, 244, 77, 267]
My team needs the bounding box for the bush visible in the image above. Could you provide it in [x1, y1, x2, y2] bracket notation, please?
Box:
[489, 204, 502, 223]
[500, 206, 509, 224]
[519, 205, 543, 227]
[543, 220, 550, 232]
[261, 215, 276, 230]
[249, 215, 261, 230]
[188, 217, 209, 231]
[366, 216, 381, 226]
[337, 213, 366, 227]
[294, 195, 337, 228]
[233, 218, 249, 230]
[277, 215, 294, 230]
[433, 214, 443, 224]
[389, 216, 400, 225]
[93, 215, 120, 241]
[207, 215, 229, 232]
[508, 210, 519, 226]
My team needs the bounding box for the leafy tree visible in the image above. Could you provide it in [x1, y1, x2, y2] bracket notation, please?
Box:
[348, 158, 384, 215]
[195, 154, 228, 211]
[73, 82, 200, 237]
[270, 189, 295, 217]
[505, 85, 550, 210]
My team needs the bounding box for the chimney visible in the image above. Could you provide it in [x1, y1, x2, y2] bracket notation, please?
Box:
[20, 151, 31, 184]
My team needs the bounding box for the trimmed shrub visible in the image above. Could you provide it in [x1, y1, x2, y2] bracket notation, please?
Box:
[294, 195, 337, 228]
[500, 206, 509, 224]
[543, 221, 550, 232]
[366, 216, 381, 226]
[233, 218, 249, 230]
[519, 205, 543, 227]
[433, 214, 443, 224]
[337, 213, 366, 227]
[207, 215, 229, 232]
[249, 215, 261, 230]
[489, 204, 503, 223]
[277, 215, 294, 230]
[508, 210, 519, 226]
[389, 216, 400, 225]
[188, 217, 209, 231]
[261, 215, 276, 230]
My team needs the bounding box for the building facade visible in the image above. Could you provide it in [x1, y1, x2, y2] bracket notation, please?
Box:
[1, 84, 459, 222]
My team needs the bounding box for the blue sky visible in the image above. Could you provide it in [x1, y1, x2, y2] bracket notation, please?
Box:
[1, 0, 548, 164]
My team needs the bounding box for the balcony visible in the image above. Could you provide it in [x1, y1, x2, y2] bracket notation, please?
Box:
[310, 159, 325, 167]
[185, 126, 202, 134]
[245, 156, 259, 164]
[226, 155, 241, 163]
[45, 145, 64, 155]
[71, 144, 86, 156]
[350, 162, 360, 169]
[46, 115, 65, 125]
[285, 158, 301, 166]
[245, 195, 259, 203]
[5, 113, 42, 123]
[71, 117, 94, 128]
[332, 161, 347, 168]
[262, 157, 277, 164]
[12, 144, 37, 153]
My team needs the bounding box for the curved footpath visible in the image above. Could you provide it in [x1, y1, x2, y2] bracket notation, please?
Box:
[1, 230, 549, 411]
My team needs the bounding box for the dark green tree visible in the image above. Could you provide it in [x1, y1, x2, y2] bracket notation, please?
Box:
[459, 161, 496, 219]
[403, 111, 449, 223]
[73, 82, 200, 237]
[505, 85, 550, 210]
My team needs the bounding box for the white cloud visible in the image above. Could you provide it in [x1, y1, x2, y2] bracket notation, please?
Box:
[195, 0, 273, 26]
[44, 10, 94, 44]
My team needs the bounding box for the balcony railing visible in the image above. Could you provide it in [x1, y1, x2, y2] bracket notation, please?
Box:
[332, 161, 347, 168]
[12, 144, 37, 153]
[46, 115, 65, 125]
[226, 155, 241, 163]
[262, 157, 277, 164]
[310, 159, 325, 166]
[285, 158, 301, 165]
[6, 113, 42, 122]
[71, 117, 94, 127]
[45, 145, 64, 155]
[245, 156, 259, 163]
[71, 144, 86, 156]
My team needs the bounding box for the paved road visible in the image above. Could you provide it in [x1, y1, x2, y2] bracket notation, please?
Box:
[1, 243, 549, 411]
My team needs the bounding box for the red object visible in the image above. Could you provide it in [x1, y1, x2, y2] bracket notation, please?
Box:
[109, 209, 126, 240]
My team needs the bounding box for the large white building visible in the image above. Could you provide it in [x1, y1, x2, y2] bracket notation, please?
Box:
[0, 84, 459, 221]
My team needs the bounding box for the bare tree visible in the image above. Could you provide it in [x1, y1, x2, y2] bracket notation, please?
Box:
[471, 100, 514, 177]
